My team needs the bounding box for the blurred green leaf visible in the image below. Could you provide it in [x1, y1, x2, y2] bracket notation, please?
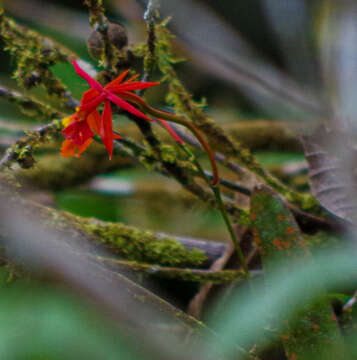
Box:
[206, 246, 357, 359]
[0, 269, 145, 360]
[254, 150, 304, 166]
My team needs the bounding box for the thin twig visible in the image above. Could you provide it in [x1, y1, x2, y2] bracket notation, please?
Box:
[0, 120, 61, 168]
[94, 256, 252, 284]
[0, 86, 61, 119]
[188, 243, 235, 318]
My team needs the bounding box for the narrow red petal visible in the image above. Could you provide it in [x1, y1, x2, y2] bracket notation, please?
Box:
[81, 88, 99, 105]
[109, 82, 159, 92]
[76, 138, 93, 156]
[106, 92, 153, 122]
[79, 93, 105, 113]
[126, 74, 140, 82]
[61, 139, 77, 157]
[72, 59, 103, 93]
[62, 120, 94, 146]
[101, 101, 114, 159]
[157, 118, 184, 144]
[105, 70, 130, 89]
[61, 138, 93, 158]
[118, 91, 147, 106]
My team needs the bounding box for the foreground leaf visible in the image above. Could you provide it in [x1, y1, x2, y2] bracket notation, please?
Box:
[251, 185, 344, 360]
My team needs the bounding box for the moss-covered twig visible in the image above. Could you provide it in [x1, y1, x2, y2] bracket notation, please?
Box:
[2, 119, 335, 233]
[0, 10, 77, 109]
[134, 18, 319, 214]
[16, 146, 134, 190]
[117, 120, 300, 151]
[0, 120, 62, 169]
[0, 117, 249, 225]
[95, 256, 249, 283]
[122, 94, 219, 185]
[58, 211, 208, 267]
[0, 85, 61, 120]
[84, 0, 106, 26]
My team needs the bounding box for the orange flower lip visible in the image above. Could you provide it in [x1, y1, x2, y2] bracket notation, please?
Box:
[62, 120, 94, 146]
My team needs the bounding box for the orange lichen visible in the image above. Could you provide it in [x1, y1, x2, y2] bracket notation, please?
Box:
[286, 226, 294, 234]
[273, 238, 292, 250]
[255, 236, 262, 244]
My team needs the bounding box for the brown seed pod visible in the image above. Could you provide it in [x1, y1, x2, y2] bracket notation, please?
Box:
[107, 22, 128, 50]
[87, 29, 105, 59]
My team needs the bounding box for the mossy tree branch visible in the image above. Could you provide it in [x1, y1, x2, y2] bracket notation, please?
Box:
[0, 120, 62, 169]
[0, 10, 77, 110]
[0, 174, 231, 269]
[134, 18, 320, 215]
[0, 86, 61, 120]
[95, 256, 250, 284]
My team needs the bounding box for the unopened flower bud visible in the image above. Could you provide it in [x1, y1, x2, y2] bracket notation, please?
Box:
[107, 22, 128, 50]
[87, 29, 105, 59]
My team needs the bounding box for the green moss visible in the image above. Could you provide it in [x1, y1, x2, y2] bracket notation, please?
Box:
[0, 86, 60, 120]
[2, 120, 62, 169]
[143, 267, 245, 283]
[84, 0, 105, 26]
[134, 17, 320, 214]
[0, 10, 74, 104]
[62, 212, 207, 267]
[250, 186, 308, 262]
[159, 144, 179, 163]
[134, 18, 185, 75]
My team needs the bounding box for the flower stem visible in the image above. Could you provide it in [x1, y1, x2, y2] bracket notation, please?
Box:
[119, 92, 248, 273]
[180, 143, 249, 275]
[212, 185, 249, 274]
[119, 92, 219, 185]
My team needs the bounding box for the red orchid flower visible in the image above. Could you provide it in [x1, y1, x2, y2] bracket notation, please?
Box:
[62, 59, 184, 159]
[60, 109, 101, 157]
[71, 59, 159, 158]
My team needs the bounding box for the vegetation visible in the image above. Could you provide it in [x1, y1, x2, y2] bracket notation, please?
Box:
[0, 1, 356, 359]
